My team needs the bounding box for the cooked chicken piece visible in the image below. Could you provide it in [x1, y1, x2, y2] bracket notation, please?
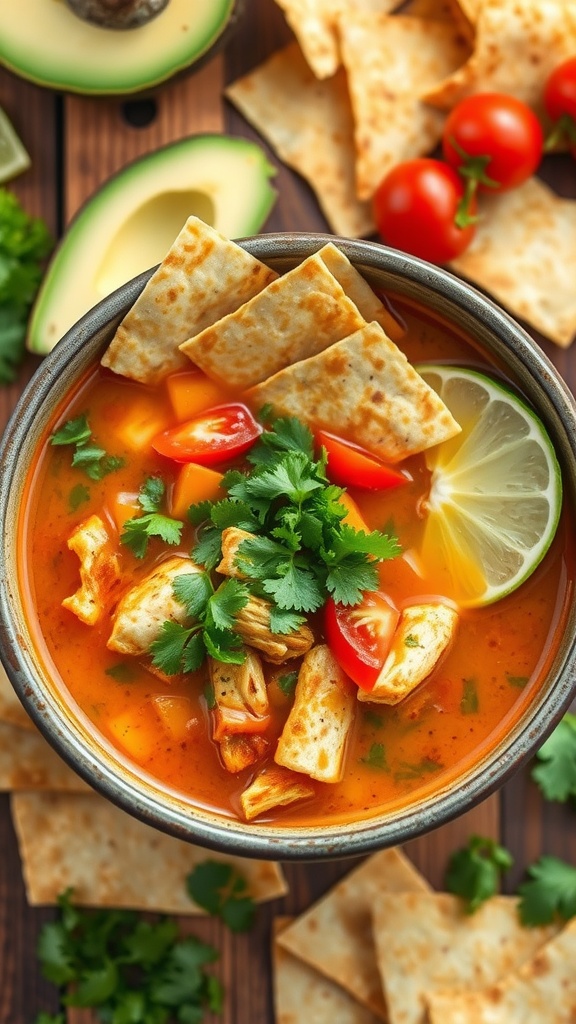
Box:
[209, 652, 270, 741]
[62, 515, 121, 626]
[220, 733, 269, 774]
[216, 526, 253, 578]
[234, 596, 314, 664]
[240, 764, 315, 821]
[107, 556, 200, 656]
[275, 644, 356, 784]
[357, 602, 459, 705]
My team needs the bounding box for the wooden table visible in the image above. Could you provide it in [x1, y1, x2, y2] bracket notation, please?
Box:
[0, 2, 575, 1021]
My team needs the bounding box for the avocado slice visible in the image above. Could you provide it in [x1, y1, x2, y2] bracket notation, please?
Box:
[28, 134, 277, 355]
[0, 0, 238, 95]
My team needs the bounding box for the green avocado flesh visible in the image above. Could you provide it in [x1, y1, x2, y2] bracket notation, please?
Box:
[27, 135, 277, 354]
[0, 0, 236, 94]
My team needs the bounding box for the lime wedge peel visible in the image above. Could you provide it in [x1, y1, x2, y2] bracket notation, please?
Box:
[418, 365, 563, 608]
[0, 106, 31, 185]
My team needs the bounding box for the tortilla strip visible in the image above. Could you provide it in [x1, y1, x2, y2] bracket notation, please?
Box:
[0, 663, 34, 731]
[425, 916, 576, 1023]
[11, 791, 287, 912]
[227, 45, 374, 240]
[372, 892, 559, 1024]
[0, 720, 89, 792]
[277, 847, 431, 1020]
[241, 765, 315, 821]
[248, 321, 461, 463]
[338, 13, 470, 200]
[319, 243, 404, 341]
[101, 216, 278, 385]
[179, 246, 368, 389]
[451, 178, 576, 348]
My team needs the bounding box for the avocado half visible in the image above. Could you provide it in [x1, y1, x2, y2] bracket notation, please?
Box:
[28, 134, 277, 354]
[0, 0, 239, 95]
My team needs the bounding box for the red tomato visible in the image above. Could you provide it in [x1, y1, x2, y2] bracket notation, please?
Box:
[372, 159, 476, 265]
[443, 93, 543, 195]
[318, 431, 407, 491]
[325, 593, 399, 691]
[544, 57, 576, 156]
[152, 404, 262, 465]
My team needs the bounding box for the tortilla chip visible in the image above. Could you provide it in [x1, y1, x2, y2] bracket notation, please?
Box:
[180, 246, 368, 389]
[319, 243, 404, 341]
[0, 663, 34, 731]
[276, 847, 431, 1019]
[274, 917, 382, 1024]
[0, 720, 89, 792]
[424, 0, 576, 113]
[11, 791, 287, 912]
[426, 916, 576, 1024]
[248, 321, 461, 463]
[101, 216, 278, 385]
[338, 14, 470, 200]
[226, 43, 375, 239]
[451, 178, 576, 347]
[372, 892, 559, 1024]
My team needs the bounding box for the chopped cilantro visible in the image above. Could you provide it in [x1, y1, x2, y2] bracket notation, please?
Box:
[394, 756, 442, 781]
[50, 413, 124, 482]
[186, 861, 256, 932]
[121, 476, 183, 558]
[35, 1015, 65, 1024]
[204, 681, 216, 710]
[105, 662, 137, 683]
[68, 482, 90, 513]
[277, 670, 299, 695]
[531, 712, 576, 803]
[518, 856, 576, 926]
[506, 672, 529, 689]
[460, 676, 479, 714]
[445, 835, 514, 914]
[404, 634, 422, 648]
[363, 709, 384, 730]
[360, 742, 388, 770]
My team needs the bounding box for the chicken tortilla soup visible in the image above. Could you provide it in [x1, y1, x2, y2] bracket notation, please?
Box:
[18, 219, 574, 826]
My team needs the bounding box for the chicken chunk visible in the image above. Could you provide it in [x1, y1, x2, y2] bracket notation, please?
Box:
[357, 602, 459, 705]
[220, 733, 269, 774]
[240, 765, 315, 821]
[107, 556, 200, 656]
[234, 596, 314, 664]
[216, 526, 253, 578]
[62, 515, 121, 626]
[275, 644, 356, 784]
[209, 652, 270, 741]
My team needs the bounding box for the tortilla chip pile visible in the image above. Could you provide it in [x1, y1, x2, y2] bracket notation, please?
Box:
[226, 0, 576, 347]
[272, 846, 576, 1024]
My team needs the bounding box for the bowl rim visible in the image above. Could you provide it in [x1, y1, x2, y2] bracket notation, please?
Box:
[1, 232, 576, 861]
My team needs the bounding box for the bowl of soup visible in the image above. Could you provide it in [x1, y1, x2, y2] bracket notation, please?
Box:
[1, 221, 575, 860]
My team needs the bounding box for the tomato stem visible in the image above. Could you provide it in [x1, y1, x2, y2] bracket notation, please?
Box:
[455, 176, 479, 229]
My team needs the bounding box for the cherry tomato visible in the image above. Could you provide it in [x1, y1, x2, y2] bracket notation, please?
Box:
[325, 592, 399, 691]
[544, 57, 576, 156]
[442, 93, 543, 194]
[318, 431, 407, 491]
[152, 404, 262, 465]
[372, 159, 476, 265]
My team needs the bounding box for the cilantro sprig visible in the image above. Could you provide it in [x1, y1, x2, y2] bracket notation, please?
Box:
[50, 413, 124, 481]
[121, 476, 183, 559]
[518, 856, 576, 926]
[531, 712, 576, 802]
[186, 861, 256, 932]
[444, 835, 514, 913]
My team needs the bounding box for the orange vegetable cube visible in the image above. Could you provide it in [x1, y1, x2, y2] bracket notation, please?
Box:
[166, 370, 229, 422]
[114, 393, 172, 452]
[107, 707, 158, 762]
[170, 462, 224, 519]
[151, 695, 197, 741]
[338, 491, 370, 534]
[109, 491, 141, 533]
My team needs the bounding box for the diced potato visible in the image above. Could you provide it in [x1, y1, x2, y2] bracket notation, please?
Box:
[170, 463, 224, 520]
[240, 765, 315, 821]
[114, 393, 172, 451]
[166, 369, 229, 421]
[358, 602, 459, 705]
[220, 733, 269, 774]
[107, 707, 158, 762]
[62, 514, 121, 626]
[209, 652, 270, 741]
[336, 490, 371, 534]
[275, 645, 356, 783]
[109, 491, 141, 533]
[107, 556, 200, 656]
[151, 695, 197, 741]
[234, 596, 314, 664]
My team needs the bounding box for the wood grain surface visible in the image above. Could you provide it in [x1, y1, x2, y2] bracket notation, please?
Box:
[0, 1, 575, 1022]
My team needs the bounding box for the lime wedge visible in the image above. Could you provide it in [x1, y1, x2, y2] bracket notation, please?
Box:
[0, 107, 30, 184]
[418, 365, 562, 608]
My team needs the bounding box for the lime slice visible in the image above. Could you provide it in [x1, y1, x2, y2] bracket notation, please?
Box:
[417, 365, 562, 608]
[0, 107, 30, 184]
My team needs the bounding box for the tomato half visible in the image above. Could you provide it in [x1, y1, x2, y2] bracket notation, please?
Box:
[443, 93, 543, 195]
[152, 404, 262, 465]
[372, 159, 476, 264]
[325, 593, 399, 691]
[544, 57, 576, 156]
[319, 431, 407, 491]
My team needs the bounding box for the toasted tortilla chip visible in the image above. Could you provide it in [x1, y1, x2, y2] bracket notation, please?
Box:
[101, 216, 278, 385]
[426, 917, 576, 1023]
[372, 892, 559, 1024]
[339, 14, 470, 200]
[241, 765, 315, 821]
[319, 243, 404, 341]
[274, 917, 382, 1024]
[424, 0, 576, 113]
[11, 791, 287, 912]
[180, 246, 368, 389]
[0, 721, 89, 792]
[226, 43, 374, 239]
[451, 178, 576, 347]
[248, 321, 461, 463]
[0, 663, 34, 731]
[277, 847, 431, 1019]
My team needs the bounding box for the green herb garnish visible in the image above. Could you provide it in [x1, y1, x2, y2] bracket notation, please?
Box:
[460, 677, 479, 715]
[360, 742, 388, 770]
[531, 712, 576, 802]
[121, 476, 183, 559]
[506, 673, 529, 689]
[445, 835, 514, 914]
[404, 634, 422, 648]
[50, 413, 124, 481]
[68, 482, 90, 512]
[518, 856, 576, 926]
[277, 670, 299, 696]
[393, 757, 442, 781]
[186, 861, 256, 932]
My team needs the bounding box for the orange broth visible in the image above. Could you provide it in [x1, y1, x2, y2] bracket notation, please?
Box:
[18, 298, 575, 826]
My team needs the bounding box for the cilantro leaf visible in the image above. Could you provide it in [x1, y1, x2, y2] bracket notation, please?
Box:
[51, 413, 92, 447]
[150, 621, 197, 676]
[247, 414, 316, 466]
[37, 921, 76, 985]
[531, 712, 576, 802]
[262, 562, 324, 613]
[121, 477, 183, 558]
[205, 578, 250, 631]
[277, 670, 299, 695]
[186, 861, 256, 932]
[445, 835, 514, 913]
[461, 677, 479, 715]
[518, 856, 576, 926]
[50, 412, 124, 481]
[68, 483, 90, 512]
[360, 742, 388, 770]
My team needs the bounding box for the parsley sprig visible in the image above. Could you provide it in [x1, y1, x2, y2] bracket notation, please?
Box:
[186, 861, 256, 932]
[444, 835, 514, 913]
[518, 856, 576, 926]
[121, 477, 183, 559]
[531, 712, 576, 802]
[50, 413, 124, 481]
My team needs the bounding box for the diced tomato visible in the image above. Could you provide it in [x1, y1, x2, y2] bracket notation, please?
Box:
[152, 404, 262, 465]
[325, 592, 399, 691]
[318, 431, 407, 490]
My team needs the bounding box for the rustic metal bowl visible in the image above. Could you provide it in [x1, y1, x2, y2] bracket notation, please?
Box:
[1, 234, 575, 860]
